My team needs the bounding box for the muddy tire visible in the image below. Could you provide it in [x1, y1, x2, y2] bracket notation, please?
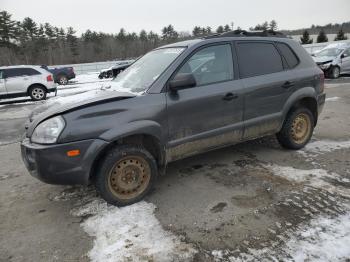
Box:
[277, 107, 314, 150]
[329, 66, 340, 79]
[95, 145, 158, 206]
[29, 85, 47, 101]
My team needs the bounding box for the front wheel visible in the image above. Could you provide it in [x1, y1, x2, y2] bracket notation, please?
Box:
[329, 66, 340, 79]
[277, 107, 315, 150]
[95, 145, 158, 206]
[29, 86, 47, 101]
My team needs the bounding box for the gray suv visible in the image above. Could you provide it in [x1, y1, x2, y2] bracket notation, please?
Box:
[21, 31, 326, 206]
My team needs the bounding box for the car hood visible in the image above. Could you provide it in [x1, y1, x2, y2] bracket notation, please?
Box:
[313, 56, 335, 64]
[26, 88, 137, 137]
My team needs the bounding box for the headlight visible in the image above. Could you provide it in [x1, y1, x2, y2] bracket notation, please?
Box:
[319, 62, 331, 69]
[31, 116, 65, 144]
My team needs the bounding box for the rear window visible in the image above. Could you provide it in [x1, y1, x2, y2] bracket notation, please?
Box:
[237, 42, 284, 78]
[276, 43, 299, 68]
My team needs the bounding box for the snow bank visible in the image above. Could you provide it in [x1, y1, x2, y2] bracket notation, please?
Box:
[72, 201, 196, 262]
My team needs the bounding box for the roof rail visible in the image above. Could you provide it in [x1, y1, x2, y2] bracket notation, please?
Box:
[204, 29, 288, 39]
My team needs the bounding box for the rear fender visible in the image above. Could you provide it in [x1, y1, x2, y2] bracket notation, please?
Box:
[279, 86, 317, 130]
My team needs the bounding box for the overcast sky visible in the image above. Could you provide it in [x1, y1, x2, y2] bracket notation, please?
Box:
[1, 0, 349, 35]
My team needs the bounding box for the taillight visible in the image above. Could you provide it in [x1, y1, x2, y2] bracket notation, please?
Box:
[320, 72, 325, 93]
[47, 75, 53, 82]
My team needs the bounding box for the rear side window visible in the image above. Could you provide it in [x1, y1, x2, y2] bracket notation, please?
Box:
[22, 68, 41, 76]
[276, 43, 299, 68]
[4, 68, 40, 78]
[237, 42, 283, 78]
[4, 68, 23, 78]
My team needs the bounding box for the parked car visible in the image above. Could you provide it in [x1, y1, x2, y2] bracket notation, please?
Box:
[0, 65, 56, 101]
[312, 42, 350, 78]
[98, 61, 133, 79]
[41, 65, 76, 85]
[21, 30, 325, 206]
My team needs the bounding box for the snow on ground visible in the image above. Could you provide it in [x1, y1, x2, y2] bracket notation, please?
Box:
[284, 211, 350, 262]
[70, 200, 197, 262]
[299, 139, 350, 157]
[212, 161, 350, 262]
[212, 210, 350, 262]
[73, 72, 103, 83]
[325, 96, 340, 102]
[267, 164, 350, 197]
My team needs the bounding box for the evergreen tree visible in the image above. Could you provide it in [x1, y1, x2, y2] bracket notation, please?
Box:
[192, 26, 201, 37]
[21, 17, 38, 40]
[250, 21, 269, 31]
[316, 30, 328, 43]
[269, 20, 278, 31]
[206, 26, 212, 35]
[0, 11, 18, 47]
[334, 28, 348, 41]
[223, 24, 231, 32]
[216, 25, 224, 33]
[161, 24, 178, 42]
[66, 26, 79, 58]
[300, 30, 313, 44]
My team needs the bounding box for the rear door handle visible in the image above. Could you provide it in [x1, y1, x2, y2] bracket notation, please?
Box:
[282, 81, 295, 89]
[223, 92, 238, 101]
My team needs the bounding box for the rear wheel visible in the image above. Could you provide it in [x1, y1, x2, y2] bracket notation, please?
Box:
[95, 145, 157, 206]
[329, 66, 340, 79]
[57, 75, 68, 85]
[277, 107, 314, 150]
[29, 86, 47, 101]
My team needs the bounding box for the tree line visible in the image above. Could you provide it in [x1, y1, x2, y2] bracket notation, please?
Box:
[300, 28, 348, 44]
[0, 10, 349, 66]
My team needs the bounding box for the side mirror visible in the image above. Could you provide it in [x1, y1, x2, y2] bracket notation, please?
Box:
[168, 73, 196, 91]
[341, 53, 348, 59]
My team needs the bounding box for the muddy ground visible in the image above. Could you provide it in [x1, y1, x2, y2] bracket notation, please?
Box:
[0, 78, 350, 261]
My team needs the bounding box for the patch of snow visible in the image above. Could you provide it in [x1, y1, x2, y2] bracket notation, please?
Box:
[285, 212, 350, 261]
[325, 96, 340, 102]
[72, 200, 196, 262]
[300, 140, 350, 157]
[215, 210, 350, 261]
[266, 164, 350, 197]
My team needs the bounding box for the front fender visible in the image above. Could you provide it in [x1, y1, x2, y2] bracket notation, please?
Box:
[99, 120, 163, 143]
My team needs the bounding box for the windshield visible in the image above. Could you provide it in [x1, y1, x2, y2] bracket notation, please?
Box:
[316, 48, 344, 57]
[111, 47, 185, 93]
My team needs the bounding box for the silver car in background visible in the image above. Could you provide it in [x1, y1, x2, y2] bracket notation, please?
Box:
[0, 65, 57, 101]
[313, 42, 350, 78]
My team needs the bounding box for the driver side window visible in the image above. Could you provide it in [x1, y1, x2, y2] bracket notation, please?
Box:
[177, 44, 234, 87]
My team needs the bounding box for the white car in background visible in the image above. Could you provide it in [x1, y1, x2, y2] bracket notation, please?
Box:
[312, 42, 350, 78]
[0, 65, 57, 101]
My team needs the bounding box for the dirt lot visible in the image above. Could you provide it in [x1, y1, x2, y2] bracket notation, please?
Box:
[1, 77, 350, 261]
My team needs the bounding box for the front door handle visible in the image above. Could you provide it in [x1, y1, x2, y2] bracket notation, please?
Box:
[223, 92, 238, 101]
[282, 81, 295, 89]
